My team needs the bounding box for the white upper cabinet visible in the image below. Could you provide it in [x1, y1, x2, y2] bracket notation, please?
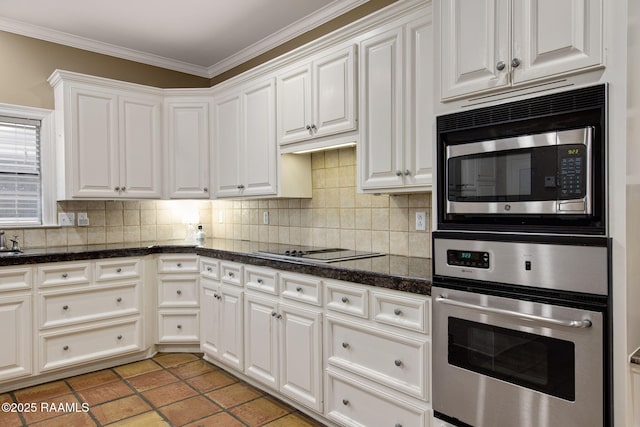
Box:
[278, 45, 357, 146]
[359, 7, 434, 193]
[439, 0, 603, 100]
[49, 71, 162, 199]
[164, 97, 211, 199]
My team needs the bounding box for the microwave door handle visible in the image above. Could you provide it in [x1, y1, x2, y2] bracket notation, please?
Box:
[435, 295, 592, 328]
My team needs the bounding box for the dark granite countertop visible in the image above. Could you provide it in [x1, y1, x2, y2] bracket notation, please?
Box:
[0, 239, 432, 296]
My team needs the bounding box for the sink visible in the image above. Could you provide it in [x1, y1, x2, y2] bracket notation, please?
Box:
[0, 250, 22, 257]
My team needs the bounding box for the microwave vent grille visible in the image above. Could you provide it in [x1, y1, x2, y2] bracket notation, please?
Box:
[438, 85, 606, 133]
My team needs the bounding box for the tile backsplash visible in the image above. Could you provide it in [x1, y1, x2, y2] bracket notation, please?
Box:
[6, 147, 432, 258]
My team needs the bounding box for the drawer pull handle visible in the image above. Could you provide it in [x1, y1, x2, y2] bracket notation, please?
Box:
[296, 286, 302, 292]
[207, 267, 213, 272]
[177, 290, 182, 295]
[341, 342, 349, 349]
[342, 399, 349, 406]
[62, 305, 69, 311]
[257, 279, 263, 284]
[394, 359, 403, 367]
[117, 297, 122, 303]
[62, 273, 68, 279]
[117, 335, 123, 340]
[394, 308, 402, 316]
[63, 345, 69, 351]
[116, 268, 122, 273]
[341, 296, 349, 303]
[177, 325, 182, 329]
[177, 263, 182, 268]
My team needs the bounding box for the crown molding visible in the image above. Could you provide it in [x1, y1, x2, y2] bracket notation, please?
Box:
[205, 0, 368, 78]
[0, 0, 367, 80]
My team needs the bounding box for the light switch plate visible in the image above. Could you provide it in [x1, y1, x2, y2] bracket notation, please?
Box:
[58, 212, 75, 226]
[415, 211, 426, 231]
[77, 212, 89, 226]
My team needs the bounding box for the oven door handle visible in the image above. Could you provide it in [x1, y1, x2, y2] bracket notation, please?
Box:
[435, 295, 593, 328]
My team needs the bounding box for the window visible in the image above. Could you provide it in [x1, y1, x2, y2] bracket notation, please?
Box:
[0, 104, 56, 227]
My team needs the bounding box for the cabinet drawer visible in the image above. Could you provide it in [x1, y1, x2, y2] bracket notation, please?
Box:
[40, 318, 142, 371]
[327, 317, 429, 400]
[327, 370, 428, 427]
[372, 291, 429, 333]
[220, 262, 243, 287]
[37, 263, 92, 288]
[158, 277, 199, 307]
[40, 283, 141, 329]
[158, 310, 199, 343]
[95, 258, 141, 281]
[157, 255, 198, 273]
[325, 280, 368, 318]
[245, 266, 278, 295]
[200, 258, 220, 280]
[0, 266, 32, 291]
[281, 273, 321, 306]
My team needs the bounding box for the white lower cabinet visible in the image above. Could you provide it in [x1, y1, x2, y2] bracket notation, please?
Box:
[0, 293, 32, 381]
[36, 258, 144, 372]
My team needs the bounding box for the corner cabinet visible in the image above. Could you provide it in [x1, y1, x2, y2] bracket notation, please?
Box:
[439, 0, 604, 100]
[49, 70, 163, 199]
[358, 8, 434, 193]
[277, 44, 357, 147]
[164, 95, 211, 199]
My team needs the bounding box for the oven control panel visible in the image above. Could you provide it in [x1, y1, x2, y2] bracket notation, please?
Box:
[447, 249, 490, 269]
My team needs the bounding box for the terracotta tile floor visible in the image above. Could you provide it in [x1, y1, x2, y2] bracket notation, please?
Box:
[0, 353, 327, 426]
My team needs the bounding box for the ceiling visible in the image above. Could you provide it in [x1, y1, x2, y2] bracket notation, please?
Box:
[0, 0, 367, 78]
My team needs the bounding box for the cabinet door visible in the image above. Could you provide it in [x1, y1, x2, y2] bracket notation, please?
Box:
[512, 0, 603, 84]
[277, 64, 313, 145]
[69, 86, 120, 197]
[439, 0, 510, 99]
[279, 302, 323, 412]
[405, 14, 434, 188]
[119, 94, 162, 198]
[213, 92, 242, 197]
[242, 78, 277, 197]
[200, 286, 221, 359]
[218, 286, 244, 370]
[313, 45, 357, 139]
[359, 27, 404, 190]
[166, 100, 211, 198]
[0, 295, 31, 381]
[244, 294, 279, 388]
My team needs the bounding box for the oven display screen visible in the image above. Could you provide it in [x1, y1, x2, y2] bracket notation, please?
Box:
[447, 250, 489, 269]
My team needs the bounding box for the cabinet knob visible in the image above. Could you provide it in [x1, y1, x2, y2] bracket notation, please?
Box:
[177, 324, 182, 329]
[395, 424, 403, 427]
[116, 268, 122, 273]
[213, 292, 219, 298]
[217, 294, 222, 300]
[511, 57, 521, 68]
[271, 311, 278, 317]
[395, 170, 402, 176]
[203, 187, 208, 193]
[496, 61, 506, 71]
[63, 345, 69, 351]
[257, 279, 263, 284]
[306, 125, 311, 130]
[342, 342, 349, 349]
[237, 184, 245, 190]
[177, 290, 182, 295]
[117, 297, 122, 303]
[117, 335, 123, 340]
[310, 124, 317, 131]
[115, 186, 120, 192]
[276, 314, 282, 319]
[342, 399, 349, 406]
[62, 273, 68, 279]
[296, 286, 302, 292]
[62, 305, 69, 311]
[404, 169, 410, 176]
[228, 272, 234, 278]
[207, 267, 213, 272]
[177, 263, 182, 268]
[394, 308, 402, 315]
[341, 296, 349, 303]
[121, 186, 126, 192]
[394, 359, 403, 367]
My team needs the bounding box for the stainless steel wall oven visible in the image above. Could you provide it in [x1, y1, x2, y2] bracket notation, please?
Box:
[432, 232, 611, 427]
[436, 85, 607, 235]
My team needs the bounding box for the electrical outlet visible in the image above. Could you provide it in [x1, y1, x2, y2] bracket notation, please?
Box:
[77, 212, 89, 226]
[263, 211, 269, 225]
[58, 212, 75, 227]
[415, 211, 426, 231]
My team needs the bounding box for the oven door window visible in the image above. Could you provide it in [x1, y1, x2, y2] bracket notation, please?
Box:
[448, 318, 575, 401]
[447, 146, 560, 202]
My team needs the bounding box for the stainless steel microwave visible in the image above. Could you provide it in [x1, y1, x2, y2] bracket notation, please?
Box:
[437, 85, 607, 235]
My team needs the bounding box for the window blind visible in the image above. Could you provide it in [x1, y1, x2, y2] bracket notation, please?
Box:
[0, 115, 42, 225]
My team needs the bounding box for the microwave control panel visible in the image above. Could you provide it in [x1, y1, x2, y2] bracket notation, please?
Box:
[558, 144, 586, 199]
[447, 249, 490, 269]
